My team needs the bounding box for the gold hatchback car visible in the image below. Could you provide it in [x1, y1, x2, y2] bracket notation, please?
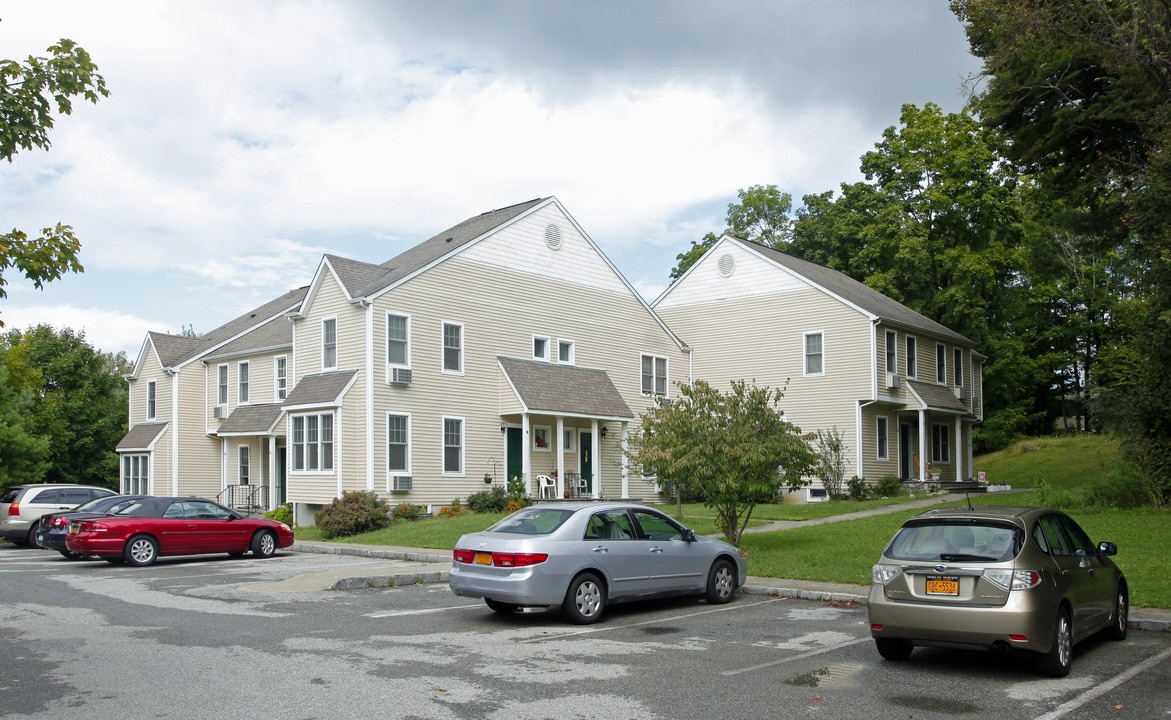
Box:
[868, 505, 1128, 677]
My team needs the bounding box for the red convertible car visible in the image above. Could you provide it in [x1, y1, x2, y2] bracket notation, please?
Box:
[66, 496, 294, 566]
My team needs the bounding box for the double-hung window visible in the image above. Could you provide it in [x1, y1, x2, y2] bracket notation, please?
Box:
[953, 348, 963, 388]
[387, 314, 409, 367]
[238, 361, 250, 404]
[804, 331, 824, 376]
[443, 417, 463, 474]
[122, 454, 149, 494]
[322, 318, 337, 370]
[147, 381, 156, 420]
[275, 356, 287, 400]
[641, 354, 667, 396]
[291, 413, 334, 471]
[239, 445, 250, 485]
[905, 336, 918, 378]
[217, 364, 229, 406]
[885, 330, 897, 374]
[936, 344, 946, 383]
[931, 424, 950, 463]
[443, 322, 463, 374]
[387, 414, 409, 474]
[877, 416, 889, 461]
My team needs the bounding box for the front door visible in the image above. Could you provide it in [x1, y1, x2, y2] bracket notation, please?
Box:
[579, 431, 593, 495]
[899, 423, 912, 480]
[506, 427, 523, 489]
[277, 446, 287, 504]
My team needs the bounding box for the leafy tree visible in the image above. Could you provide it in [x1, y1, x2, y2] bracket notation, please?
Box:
[952, 0, 1171, 500]
[670, 232, 718, 282]
[625, 379, 815, 547]
[812, 426, 848, 499]
[0, 355, 50, 489]
[1, 38, 108, 325]
[1, 325, 128, 487]
[669, 185, 795, 279]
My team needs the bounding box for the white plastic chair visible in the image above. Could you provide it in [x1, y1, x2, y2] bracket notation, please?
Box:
[537, 474, 556, 499]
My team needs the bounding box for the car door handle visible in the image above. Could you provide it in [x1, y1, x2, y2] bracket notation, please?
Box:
[649, 546, 664, 554]
[591, 546, 608, 553]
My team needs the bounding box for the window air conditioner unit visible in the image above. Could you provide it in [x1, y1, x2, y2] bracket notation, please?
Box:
[885, 373, 902, 390]
[660, 398, 672, 408]
[213, 405, 225, 419]
[953, 386, 969, 401]
[392, 475, 413, 491]
[390, 367, 412, 385]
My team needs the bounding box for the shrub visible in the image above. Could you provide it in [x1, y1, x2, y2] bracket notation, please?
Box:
[315, 491, 391, 539]
[467, 486, 509, 513]
[503, 499, 528, 513]
[392, 502, 423, 521]
[847, 476, 871, 501]
[873, 474, 903, 498]
[437, 503, 468, 518]
[264, 503, 293, 525]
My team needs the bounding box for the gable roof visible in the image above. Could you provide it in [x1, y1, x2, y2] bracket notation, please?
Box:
[498, 357, 634, 420]
[116, 422, 168, 451]
[907, 379, 971, 415]
[216, 403, 284, 435]
[282, 370, 358, 410]
[731, 238, 971, 345]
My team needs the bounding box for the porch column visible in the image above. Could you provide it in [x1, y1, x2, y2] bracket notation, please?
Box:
[268, 435, 277, 509]
[954, 415, 963, 483]
[590, 418, 600, 499]
[918, 409, 928, 481]
[555, 416, 566, 497]
[522, 413, 532, 495]
[620, 422, 629, 499]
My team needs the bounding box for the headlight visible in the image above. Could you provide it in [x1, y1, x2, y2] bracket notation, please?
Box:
[872, 563, 903, 585]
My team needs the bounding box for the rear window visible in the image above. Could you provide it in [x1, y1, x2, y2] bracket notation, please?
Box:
[885, 522, 1022, 562]
[487, 507, 574, 535]
[1, 488, 21, 504]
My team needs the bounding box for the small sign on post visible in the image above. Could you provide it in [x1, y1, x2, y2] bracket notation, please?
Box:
[977, 470, 987, 484]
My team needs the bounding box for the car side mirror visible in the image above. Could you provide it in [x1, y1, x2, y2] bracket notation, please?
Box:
[1097, 541, 1117, 556]
[681, 528, 697, 542]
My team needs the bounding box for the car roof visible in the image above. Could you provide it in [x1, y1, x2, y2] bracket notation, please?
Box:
[906, 505, 1058, 525]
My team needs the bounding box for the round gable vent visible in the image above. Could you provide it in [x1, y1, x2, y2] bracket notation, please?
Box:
[717, 253, 736, 278]
[545, 223, 563, 251]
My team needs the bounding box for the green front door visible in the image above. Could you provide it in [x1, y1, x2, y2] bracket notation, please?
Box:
[579, 432, 593, 495]
[506, 427, 523, 488]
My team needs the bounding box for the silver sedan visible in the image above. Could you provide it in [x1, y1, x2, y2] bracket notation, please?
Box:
[449, 502, 748, 624]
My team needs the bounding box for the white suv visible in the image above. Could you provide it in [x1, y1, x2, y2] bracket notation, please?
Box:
[0, 484, 116, 546]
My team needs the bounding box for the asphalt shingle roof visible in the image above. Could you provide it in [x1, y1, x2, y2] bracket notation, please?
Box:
[906, 379, 969, 413]
[283, 370, 358, 408]
[116, 422, 168, 451]
[216, 403, 284, 434]
[499, 357, 633, 419]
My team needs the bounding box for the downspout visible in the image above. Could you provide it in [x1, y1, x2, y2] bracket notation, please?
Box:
[166, 367, 180, 496]
[360, 298, 374, 492]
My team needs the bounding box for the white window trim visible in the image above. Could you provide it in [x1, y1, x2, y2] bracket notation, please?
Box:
[238, 360, 250, 405]
[954, 347, 964, 388]
[562, 427, 577, 453]
[442, 415, 465, 476]
[441, 321, 464, 376]
[885, 330, 898, 374]
[217, 364, 229, 406]
[322, 316, 338, 371]
[905, 335, 918, 379]
[641, 353, 668, 397]
[532, 335, 550, 362]
[533, 425, 551, 452]
[275, 355, 288, 401]
[876, 416, 889, 461]
[558, 339, 576, 365]
[803, 330, 825, 377]
[386, 412, 411, 479]
[931, 423, 950, 463]
[146, 380, 156, 420]
[936, 342, 947, 384]
[386, 312, 411, 371]
[289, 412, 336, 474]
[238, 444, 250, 485]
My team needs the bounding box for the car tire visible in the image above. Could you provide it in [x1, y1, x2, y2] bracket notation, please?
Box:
[563, 572, 605, 625]
[124, 534, 159, 566]
[485, 599, 519, 614]
[26, 521, 41, 547]
[1037, 607, 1073, 677]
[1106, 584, 1129, 641]
[250, 530, 277, 558]
[875, 638, 913, 661]
[704, 558, 737, 604]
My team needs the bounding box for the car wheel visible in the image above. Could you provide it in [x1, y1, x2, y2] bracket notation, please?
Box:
[1037, 608, 1072, 677]
[26, 522, 41, 547]
[250, 530, 277, 558]
[58, 550, 85, 560]
[485, 599, 519, 614]
[124, 534, 159, 566]
[704, 558, 737, 604]
[875, 638, 914, 661]
[563, 572, 606, 625]
[1106, 584, 1129, 641]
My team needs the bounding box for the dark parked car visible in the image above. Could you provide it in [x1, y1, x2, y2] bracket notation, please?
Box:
[868, 505, 1128, 677]
[65, 496, 294, 566]
[450, 502, 747, 624]
[0, 484, 116, 546]
[36, 495, 150, 558]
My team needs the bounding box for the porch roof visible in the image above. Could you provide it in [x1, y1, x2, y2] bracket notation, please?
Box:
[283, 370, 358, 409]
[906, 379, 969, 414]
[217, 403, 284, 435]
[498, 356, 634, 420]
[116, 422, 168, 451]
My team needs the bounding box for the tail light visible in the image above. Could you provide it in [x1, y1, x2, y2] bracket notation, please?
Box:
[48, 516, 69, 529]
[453, 548, 475, 563]
[451, 548, 548, 567]
[70, 520, 109, 534]
[8, 503, 19, 516]
[984, 569, 1042, 591]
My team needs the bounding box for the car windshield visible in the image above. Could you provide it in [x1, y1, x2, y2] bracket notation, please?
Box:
[487, 507, 575, 535]
[885, 521, 1022, 562]
[73, 496, 115, 513]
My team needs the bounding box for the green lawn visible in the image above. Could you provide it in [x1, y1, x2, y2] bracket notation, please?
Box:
[297, 434, 1171, 608]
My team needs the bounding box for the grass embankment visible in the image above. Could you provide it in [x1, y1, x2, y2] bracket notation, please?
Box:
[296, 433, 1169, 608]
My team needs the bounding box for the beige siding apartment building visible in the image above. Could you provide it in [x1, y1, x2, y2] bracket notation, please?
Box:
[117, 198, 983, 522]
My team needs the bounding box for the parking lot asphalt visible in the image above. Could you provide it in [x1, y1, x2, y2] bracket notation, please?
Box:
[285, 538, 1171, 633]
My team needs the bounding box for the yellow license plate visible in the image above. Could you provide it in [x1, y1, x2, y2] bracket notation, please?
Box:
[474, 552, 493, 565]
[926, 576, 959, 595]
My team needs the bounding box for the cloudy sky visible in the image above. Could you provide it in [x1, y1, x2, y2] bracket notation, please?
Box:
[2, 1, 982, 360]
